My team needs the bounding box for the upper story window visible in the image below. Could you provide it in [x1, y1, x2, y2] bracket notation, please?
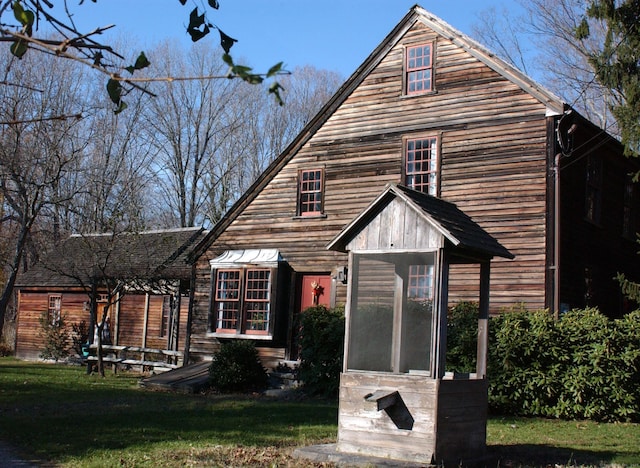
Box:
[298, 169, 324, 216]
[405, 136, 439, 196]
[585, 155, 602, 224]
[213, 268, 272, 336]
[48, 295, 62, 326]
[406, 43, 433, 95]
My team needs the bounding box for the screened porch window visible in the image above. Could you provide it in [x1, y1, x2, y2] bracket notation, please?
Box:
[347, 252, 435, 374]
[214, 268, 271, 335]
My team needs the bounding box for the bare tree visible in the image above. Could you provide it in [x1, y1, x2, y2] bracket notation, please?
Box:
[144, 42, 250, 228]
[71, 87, 155, 233]
[472, 0, 617, 133]
[0, 50, 86, 337]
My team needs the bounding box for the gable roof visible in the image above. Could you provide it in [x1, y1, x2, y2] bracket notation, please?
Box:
[327, 183, 514, 260]
[190, 4, 566, 260]
[17, 227, 207, 288]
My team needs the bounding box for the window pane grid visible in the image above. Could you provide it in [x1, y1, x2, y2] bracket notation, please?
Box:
[215, 270, 241, 331]
[406, 44, 432, 94]
[408, 264, 434, 301]
[48, 295, 61, 326]
[406, 137, 438, 195]
[244, 269, 270, 332]
[299, 169, 323, 215]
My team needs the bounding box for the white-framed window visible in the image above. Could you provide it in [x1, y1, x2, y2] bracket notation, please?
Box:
[213, 268, 272, 335]
[405, 136, 439, 196]
[48, 295, 62, 326]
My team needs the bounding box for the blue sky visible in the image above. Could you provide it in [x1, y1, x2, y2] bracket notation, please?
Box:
[59, 1, 522, 78]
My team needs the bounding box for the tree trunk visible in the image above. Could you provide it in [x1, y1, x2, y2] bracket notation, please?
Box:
[0, 223, 30, 341]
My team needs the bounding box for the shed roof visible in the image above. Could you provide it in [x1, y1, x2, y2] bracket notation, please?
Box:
[327, 184, 514, 260]
[17, 227, 207, 288]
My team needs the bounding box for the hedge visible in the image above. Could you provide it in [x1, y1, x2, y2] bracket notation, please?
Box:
[297, 302, 640, 421]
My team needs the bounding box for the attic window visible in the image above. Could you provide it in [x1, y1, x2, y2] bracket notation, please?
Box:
[405, 43, 433, 94]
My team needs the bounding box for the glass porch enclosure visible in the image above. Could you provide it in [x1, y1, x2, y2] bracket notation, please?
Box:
[346, 251, 436, 374]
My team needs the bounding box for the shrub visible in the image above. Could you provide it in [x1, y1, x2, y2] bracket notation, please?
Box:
[446, 301, 479, 373]
[209, 340, 269, 393]
[38, 312, 70, 362]
[298, 304, 345, 398]
[487, 309, 562, 417]
[487, 307, 640, 422]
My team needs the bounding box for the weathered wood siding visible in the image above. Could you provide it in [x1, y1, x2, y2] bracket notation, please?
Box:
[191, 19, 551, 357]
[15, 291, 87, 360]
[434, 378, 488, 465]
[558, 121, 640, 317]
[337, 372, 487, 464]
[15, 290, 189, 360]
[338, 372, 437, 463]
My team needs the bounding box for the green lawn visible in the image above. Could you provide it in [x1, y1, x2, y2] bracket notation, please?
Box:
[1, 358, 638, 467]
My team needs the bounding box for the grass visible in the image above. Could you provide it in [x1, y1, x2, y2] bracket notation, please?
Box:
[1, 358, 639, 467]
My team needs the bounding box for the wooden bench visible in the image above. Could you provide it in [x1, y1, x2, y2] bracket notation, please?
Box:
[86, 345, 183, 374]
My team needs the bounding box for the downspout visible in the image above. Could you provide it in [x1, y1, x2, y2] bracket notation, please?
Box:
[553, 151, 561, 320]
[553, 109, 576, 318]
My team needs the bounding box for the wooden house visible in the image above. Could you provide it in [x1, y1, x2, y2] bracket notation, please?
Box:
[186, 4, 639, 366]
[14, 228, 206, 361]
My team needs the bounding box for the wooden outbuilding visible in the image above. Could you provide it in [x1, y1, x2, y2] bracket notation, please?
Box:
[14, 228, 207, 362]
[328, 183, 513, 465]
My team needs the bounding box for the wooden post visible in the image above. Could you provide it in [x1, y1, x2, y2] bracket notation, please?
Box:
[476, 261, 490, 378]
[114, 291, 120, 346]
[142, 292, 150, 362]
[433, 249, 449, 379]
[343, 251, 358, 373]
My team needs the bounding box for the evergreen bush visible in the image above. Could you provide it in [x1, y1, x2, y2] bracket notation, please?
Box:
[486, 307, 640, 422]
[446, 301, 479, 373]
[209, 340, 269, 393]
[298, 304, 345, 398]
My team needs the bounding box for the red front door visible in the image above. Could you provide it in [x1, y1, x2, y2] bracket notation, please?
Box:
[289, 274, 332, 360]
[299, 274, 332, 311]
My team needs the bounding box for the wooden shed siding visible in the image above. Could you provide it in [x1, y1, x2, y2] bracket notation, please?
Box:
[16, 290, 188, 360]
[15, 291, 89, 359]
